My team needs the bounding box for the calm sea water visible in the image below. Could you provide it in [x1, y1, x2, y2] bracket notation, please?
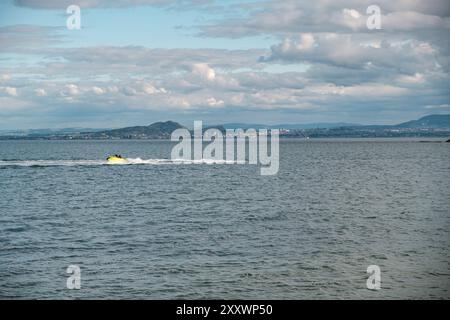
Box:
[0, 139, 449, 299]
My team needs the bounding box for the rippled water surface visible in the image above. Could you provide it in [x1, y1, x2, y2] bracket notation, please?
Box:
[0, 139, 449, 299]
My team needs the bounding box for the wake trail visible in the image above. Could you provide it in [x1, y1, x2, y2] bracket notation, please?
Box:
[0, 158, 244, 167]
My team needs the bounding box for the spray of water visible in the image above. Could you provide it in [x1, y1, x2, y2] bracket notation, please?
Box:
[0, 158, 245, 167]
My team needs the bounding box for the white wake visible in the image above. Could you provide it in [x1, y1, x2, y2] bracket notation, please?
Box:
[0, 158, 245, 167]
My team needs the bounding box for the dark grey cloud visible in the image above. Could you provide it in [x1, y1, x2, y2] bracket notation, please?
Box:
[199, 0, 450, 37]
[262, 33, 444, 73]
[14, 0, 212, 9]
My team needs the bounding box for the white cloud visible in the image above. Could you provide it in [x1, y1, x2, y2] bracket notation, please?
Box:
[0, 74, 12, 82]
[1, 86, 18, 96]
[65, 84, 79, 95]
[276, 33, 315, 54]
[264, 34, 441, 75]
[335, 9, 365, 30]
[344, 8, 361, 19]
[206, 97, 225, 107]
[397, 73, 425, 84]
[92, 86, 105, 95]
[192, 63, 216, 81]
[143, 83, 167, 94]
[6, 87, 18, 96]
[35, 88, 47, 96]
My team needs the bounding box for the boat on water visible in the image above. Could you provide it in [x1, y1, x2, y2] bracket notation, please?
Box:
[106, 155, 129, 164]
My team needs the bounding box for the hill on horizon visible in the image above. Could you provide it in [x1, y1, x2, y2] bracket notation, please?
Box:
[395, 114, 450, 128]
[89, 121, 184, 139]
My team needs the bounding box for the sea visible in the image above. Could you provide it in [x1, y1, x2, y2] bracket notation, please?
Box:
[0, 138, 449, 299]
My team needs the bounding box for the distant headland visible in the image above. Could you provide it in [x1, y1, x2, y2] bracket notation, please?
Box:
[1, 114, 450, 140]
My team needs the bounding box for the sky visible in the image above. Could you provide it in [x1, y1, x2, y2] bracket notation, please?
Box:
[0, 0, 449, 129]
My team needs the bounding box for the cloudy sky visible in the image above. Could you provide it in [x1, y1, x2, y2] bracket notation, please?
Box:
[0, 0, 449, 129]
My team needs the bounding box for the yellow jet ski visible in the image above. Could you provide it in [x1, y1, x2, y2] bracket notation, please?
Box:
[106, 155, 129, 164]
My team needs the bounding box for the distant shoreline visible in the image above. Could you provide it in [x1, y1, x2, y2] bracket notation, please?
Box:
[1, 137, 449, 142]
[1, 115, 449, 140]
